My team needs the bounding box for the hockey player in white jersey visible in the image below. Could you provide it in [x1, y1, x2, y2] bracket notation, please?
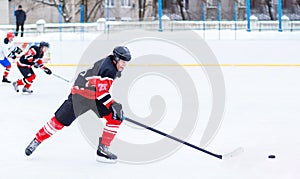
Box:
[0, 32, 22, 83]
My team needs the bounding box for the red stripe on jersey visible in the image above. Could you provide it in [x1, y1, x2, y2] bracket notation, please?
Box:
[93, 77, 114, 108]
[71, 86, 95, 99]
[72, 76, 115, 109]
[24, 48, 37, 63]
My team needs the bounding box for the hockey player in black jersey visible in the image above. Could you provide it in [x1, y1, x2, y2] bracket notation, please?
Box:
[12, 42, 52, 93]
[25, 46, 131, 163]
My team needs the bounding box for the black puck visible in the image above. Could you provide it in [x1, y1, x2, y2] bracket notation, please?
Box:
[268, 155, 275, 159]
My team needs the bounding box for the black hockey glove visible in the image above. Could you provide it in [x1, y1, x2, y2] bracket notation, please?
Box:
[8, 52, 16, 59]
[12, 46, 23, 54]
[43, 67, 52, 75]
[110, 101, 124, 121]
[11, 53, 16, 59]
[33, 62, 39, 68]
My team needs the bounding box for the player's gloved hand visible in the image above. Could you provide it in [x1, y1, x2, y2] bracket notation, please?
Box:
[110, 101, 124, 121]
[43, 67, 52, 75]
[33, 62, 39, 68]
[13, 47, 23, 54]
[11, 54, 16, 59]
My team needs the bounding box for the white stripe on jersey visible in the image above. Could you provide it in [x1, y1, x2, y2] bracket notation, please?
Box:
[97, 92, 110, 100]
[86, 76, 114, 82]
[97, 92, 113, 106]
[103, 98, 113, 106]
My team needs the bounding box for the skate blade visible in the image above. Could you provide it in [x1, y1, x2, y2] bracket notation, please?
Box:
[96, 156, 117, 164]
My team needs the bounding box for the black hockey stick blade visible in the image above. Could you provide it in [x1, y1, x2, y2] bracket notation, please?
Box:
[52, 73, 71, 83]
[124, 117, 243, 160]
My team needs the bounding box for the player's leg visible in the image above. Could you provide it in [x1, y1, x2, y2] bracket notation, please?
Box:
[96, 113, 122, 163]
[25, 95, 75, 156]
[15, 24, 19, 36]
[20, 23, 24, 37]
[25, 116, 65, 156]
[25, 94, 89, 156]
[22, 73, 36, 93]
[1, 58, 11, 83]
[13, 66, 33, 92]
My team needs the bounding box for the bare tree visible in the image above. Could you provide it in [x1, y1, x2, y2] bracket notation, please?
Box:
[265, 0, 274, 20]
[177, 0, 186, 20]
[32, 0, 105, 22]
[32, 0, 72, 22]
[138, 0, 148, 21]
[86, 0, 105, 21]
[150, 0, 190, 20]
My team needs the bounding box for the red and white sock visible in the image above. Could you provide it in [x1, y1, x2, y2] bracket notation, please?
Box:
[101, 114, 122, 146]
[3, 66, 11, 78]
[36, 117, 64, 143]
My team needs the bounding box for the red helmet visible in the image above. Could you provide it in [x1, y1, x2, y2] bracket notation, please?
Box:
[7, 32, 15, 39]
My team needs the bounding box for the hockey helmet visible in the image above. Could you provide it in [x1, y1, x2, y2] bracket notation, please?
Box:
[113, 46, 131, 62]
[40, 41, 50, 48]
[6, 32, 15, 39]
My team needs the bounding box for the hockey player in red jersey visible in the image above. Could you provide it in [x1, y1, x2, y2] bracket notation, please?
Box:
[25, 46, 131, 163]
[0, 32, 22, 83]
[12, 41, 52, 93]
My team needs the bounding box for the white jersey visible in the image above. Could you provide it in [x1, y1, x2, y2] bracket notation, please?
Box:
[0, 38, 15, 60]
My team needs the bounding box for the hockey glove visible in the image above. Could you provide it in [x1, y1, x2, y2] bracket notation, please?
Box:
[33, 62, 39, 68]
[12, 47, 23, 54]
[43, 67, 52, 75]
[110, 102, 124, 121]
[8, 52, 16, 59]
[11, 53, 16, 59]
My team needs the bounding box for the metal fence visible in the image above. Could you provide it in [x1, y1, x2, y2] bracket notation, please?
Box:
[1, 19, 300, 36]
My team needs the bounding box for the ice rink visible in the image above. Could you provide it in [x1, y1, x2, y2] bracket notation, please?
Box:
[1, 30, 300, 178]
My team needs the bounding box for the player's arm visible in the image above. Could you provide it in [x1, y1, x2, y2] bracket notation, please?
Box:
[34, 59, 52, 75]
[93, 73, 124, 121]
[7, 46, 23, 59]
[22, 48, 36, 63]
[93, 76, 114, 109]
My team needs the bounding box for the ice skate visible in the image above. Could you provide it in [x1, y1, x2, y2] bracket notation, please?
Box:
[2, 76, 11, 83]
[12, 81, 19, 92]
[96, 137, 117, 163]
[25, 138, 41, 156]
[22, 87, 33, 94]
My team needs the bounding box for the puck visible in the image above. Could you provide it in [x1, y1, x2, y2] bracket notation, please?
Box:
[268, 155, 275, 159]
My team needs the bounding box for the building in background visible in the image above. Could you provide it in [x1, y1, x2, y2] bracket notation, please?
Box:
[0, 0, 9, 24]
[5, 0, 300, 25]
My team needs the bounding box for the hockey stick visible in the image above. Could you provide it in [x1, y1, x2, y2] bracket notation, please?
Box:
[124, 117, 243, 160]
[52, 73, 71, 83]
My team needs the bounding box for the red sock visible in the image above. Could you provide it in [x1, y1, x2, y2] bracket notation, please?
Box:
[3, 65, 11, 78]
[36, 117, 64, 142]
[101, 114, 122, 146]
[101, 130, 117, 146]
[25, 83, 31, 89]
[17, 79, 24, 86]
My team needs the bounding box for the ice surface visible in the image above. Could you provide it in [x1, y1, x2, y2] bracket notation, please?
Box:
[1, 31, 300, 178]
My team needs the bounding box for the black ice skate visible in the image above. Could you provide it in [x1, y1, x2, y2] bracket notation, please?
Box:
[12, 82, 19, 92]
[2, 76, 11, 83]
[25, 138, 41, 156]
[22, 87, 33, 94]
[96, 137, 117, 163]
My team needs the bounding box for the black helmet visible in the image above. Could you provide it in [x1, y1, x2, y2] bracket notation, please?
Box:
[40, 41, 50, 48]
[113, 46, 131, 62]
